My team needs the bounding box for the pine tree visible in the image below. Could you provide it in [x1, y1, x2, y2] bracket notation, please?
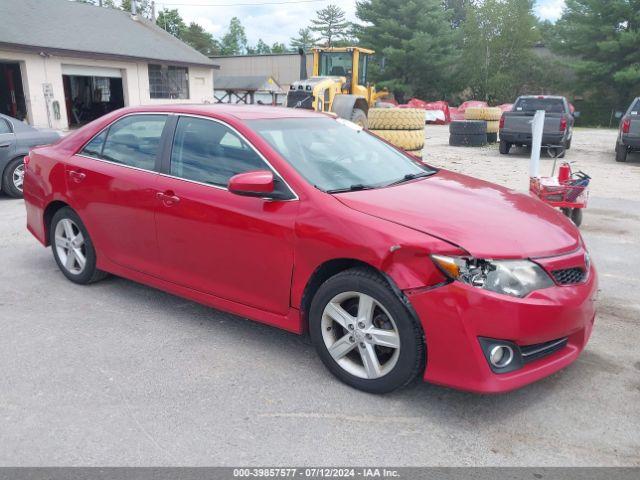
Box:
[156, 8, 186, 38]
[290, 28, 318, 51]
[310, 5, 350, 47]
[552, 0, 640, 123]
[356, 0, 459, 100]
[220, 17, 248, 55]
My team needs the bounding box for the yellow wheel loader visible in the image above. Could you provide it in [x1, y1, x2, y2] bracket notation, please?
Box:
[286, 47, 387, 128]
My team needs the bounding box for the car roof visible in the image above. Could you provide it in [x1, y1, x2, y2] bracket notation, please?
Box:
[117, 104, 325, 121]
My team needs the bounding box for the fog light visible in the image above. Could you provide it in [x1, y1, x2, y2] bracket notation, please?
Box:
[489, 345, 514, 368]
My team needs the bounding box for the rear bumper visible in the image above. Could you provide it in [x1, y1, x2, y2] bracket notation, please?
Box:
[500, 131, 566, 146]
[621, 136, 640, 149]
[406, 259, 597, 393]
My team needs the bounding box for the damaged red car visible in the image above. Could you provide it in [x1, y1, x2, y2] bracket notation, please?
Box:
[23, 105, 597, 393]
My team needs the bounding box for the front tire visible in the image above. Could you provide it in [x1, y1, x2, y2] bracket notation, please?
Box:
[50, 207, 108, 284]
[2, 157, 25, 198]
[309, 268, 425, 394]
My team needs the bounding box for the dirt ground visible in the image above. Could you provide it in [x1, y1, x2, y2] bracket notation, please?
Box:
[424, 125, 640, 200]
[0, 124, 638, 466]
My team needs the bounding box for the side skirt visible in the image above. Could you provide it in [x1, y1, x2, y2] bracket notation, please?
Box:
[97, 256, 303, 334]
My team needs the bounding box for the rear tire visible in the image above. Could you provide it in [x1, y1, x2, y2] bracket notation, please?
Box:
[615, 142, 628, 162]
[309, 268, 425, 394]
[499, 140, 511, 154]
[50, 207, 108, 285]
[2, 157, 25, 198]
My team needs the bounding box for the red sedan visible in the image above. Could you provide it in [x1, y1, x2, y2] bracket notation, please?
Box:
[23, 105, 597, 394]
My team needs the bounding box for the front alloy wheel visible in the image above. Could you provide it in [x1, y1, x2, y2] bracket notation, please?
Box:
[321, 291, 401, 379]
[310, 268, 425, 393]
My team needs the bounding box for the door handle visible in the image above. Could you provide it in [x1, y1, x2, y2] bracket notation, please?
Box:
[156, 191, 180, 206]
[0, 143, 10, 148]
[68, 170, 86, 182]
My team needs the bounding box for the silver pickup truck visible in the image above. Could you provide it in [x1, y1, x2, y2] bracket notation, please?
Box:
[615, 97, 640, 162]
[499, 95, 576, 158]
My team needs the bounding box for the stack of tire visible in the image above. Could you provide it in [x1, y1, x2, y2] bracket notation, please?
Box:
[368, 108, 425, 158]
[449, 120, 488, 146]
[463, 107, 503, 143]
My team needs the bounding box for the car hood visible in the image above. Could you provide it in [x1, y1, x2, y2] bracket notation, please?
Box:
[335, 169, 580, 259]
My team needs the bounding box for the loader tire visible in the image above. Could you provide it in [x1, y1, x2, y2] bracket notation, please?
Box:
[449, 133, 487, 147]
[486, 132, 498, 144]
[449, 120, 487, 135]
[350, 108, 368, 129]
[368, 108, 425, 130]
[464, 107, 485, 120]
[483, 107, 503, 121]
[486, 120, 499, 134]
[371, 129, 425, 150]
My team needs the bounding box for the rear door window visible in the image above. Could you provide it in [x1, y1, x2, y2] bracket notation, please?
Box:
[99, 115, 167, 170]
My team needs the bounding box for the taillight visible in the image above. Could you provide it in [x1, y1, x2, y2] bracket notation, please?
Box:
[559, 117, 567, 132]
[499, 115, 505, 129]
[622, 117, 631, 133]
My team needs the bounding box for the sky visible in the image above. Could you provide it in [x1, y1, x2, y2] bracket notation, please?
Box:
[152, 0, 566, 48]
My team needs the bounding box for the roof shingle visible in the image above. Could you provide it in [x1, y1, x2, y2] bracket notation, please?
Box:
[0, 0, 215, 67]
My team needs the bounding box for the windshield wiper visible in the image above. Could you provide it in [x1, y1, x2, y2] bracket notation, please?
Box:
[326, 184, 374, 194]
[385, 171, 434, 187]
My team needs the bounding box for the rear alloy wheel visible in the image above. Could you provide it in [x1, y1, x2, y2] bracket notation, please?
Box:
[51, 207, 107, 284]
[2, 157, 25, 198]
[309, 268, 425, 393]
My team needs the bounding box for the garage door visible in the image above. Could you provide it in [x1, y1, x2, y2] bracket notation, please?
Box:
[61, 64, 122, 78]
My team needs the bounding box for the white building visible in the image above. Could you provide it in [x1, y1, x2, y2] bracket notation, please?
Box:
[0, 0, 217, 130]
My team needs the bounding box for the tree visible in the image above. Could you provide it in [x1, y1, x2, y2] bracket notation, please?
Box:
[247, 39, 271, 54]
[310, 4, 350, 47]
[181, 22, 220, 56]
[220, 17, 248, 55]
[156, 8, 186, 38]
[271, 42, 288, 53]
[290, 28, 318, 51]
[121, 0, 152, 18]
[552, 0, 640, 124]
[356, 0, 459, 101]
[458, 0, 542, 103]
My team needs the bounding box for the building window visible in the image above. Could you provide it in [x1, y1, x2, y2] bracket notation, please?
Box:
[148, 64, 189, 99]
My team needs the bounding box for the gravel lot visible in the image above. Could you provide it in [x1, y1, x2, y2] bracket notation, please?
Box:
[0, 125, 638, 466]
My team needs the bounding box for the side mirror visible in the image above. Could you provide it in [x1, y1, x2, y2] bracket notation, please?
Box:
[573, 111, 581, 118]
[614, 111, 624, 119]
[228, 170, 275, 197]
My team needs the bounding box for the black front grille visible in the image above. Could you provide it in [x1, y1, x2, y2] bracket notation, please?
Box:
[552, 267, 586, 285]
[521, 337, 568, 363]
[286, 90, 313, 109]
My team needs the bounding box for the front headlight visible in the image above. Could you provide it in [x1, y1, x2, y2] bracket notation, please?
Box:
[431, 255, 554, 298]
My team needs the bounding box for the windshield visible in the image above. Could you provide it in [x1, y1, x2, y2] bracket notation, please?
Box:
[247, 117, 435, 192]
[319, 52, 353, 77]
[514, 98, 565, 113]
